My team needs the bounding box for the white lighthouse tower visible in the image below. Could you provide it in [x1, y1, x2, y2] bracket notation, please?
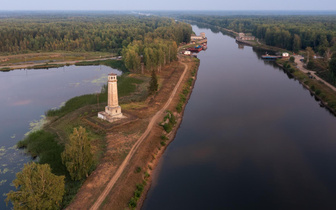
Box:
[98, 73, 124, 122]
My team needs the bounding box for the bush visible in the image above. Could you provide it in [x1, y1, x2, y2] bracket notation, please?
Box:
[307, 60, 315, 70]
[182, 87, 190, 95]
[128, 197, 137, 208]
[188, 78, 193, 86]
[135, 167, 142, 173]
[180, 94, 186, 103]
[290, 56, 295, 62]
[176, 102, 183, 113]
[144, 171, 150, 179]
[163, 123, 173, 133]
[136, 183, 144, 192]
[315, 89, 321, 95]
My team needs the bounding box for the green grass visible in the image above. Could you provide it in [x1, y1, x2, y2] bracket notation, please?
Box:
[161, 111, 176, 133]
[118, 74, 144, 97]
[20, 72, 145, 208]
[46, 73, 144, 117]
[46, 93, 107, 117]
[27, 63, 65, 69]
[0, 67, 11, 71]
[17, 130, 65, 175]
[16, 130, 82, 208]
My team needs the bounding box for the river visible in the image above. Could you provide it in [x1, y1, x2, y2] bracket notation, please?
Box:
[142, 25, 336, 209]
[0, 65, 121, 209]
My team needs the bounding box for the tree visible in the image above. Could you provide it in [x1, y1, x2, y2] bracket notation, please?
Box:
[293, 34, 301, 53]
[61, 126, 93, 181]
[6, 162, 65, 209]
[329, 56, 336, 76]
[148, 70, 158, 95]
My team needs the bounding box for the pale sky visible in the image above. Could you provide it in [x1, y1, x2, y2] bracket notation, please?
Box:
[0, 0, 335, 11]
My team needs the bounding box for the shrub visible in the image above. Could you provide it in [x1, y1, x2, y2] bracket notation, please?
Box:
[144, 171, 150, 179]
[163, 123, 173, 133]
[176, 102, 183, 113]
[180, 94, 186, 103]
[128, 197, 137, 208]
[183, 87, 190, 95]
[135, 167, 142, 173]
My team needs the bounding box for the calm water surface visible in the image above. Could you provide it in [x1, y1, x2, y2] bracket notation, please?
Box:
[143, 26, 336, 209]
[0, 65, 121, 209]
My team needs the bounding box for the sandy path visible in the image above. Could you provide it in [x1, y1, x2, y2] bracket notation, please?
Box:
[294, 55, 336, 92]
[90, 61, 188, 210]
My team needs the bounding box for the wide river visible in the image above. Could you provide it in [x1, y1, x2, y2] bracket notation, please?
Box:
[0, 65, 121, 209]
[143, 25, 336, 209]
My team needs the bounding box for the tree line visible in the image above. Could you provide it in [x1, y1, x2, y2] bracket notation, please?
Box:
[122, 39, 178, 73]
[0, 14, 191, 54]
[179, 15, 336, 55]
[5, 14, 192, 209]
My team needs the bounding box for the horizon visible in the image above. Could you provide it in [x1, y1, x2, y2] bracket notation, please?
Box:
[1, 0, 336, 11]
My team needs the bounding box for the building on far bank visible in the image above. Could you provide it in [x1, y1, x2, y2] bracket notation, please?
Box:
[282, 52, 290, 57]
[237, 33, 255, 41]
[191, 32, 206, 41]
[98, 73, 125, 122]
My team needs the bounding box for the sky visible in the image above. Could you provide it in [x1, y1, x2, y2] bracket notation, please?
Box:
[1, 0, 336, 11]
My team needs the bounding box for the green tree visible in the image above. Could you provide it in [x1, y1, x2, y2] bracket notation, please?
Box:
[289, 56, 295, 62]
[148, 70, 158, 95]
[6, 162, 65, 209]
[61, 126, 93, 181]
[329, 56, 336, 76]
[293, 34, 301, 53]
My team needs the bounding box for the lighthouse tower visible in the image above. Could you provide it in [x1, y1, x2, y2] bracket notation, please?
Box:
[98, 73, 123, 121]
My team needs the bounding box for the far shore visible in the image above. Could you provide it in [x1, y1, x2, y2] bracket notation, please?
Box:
[0, 51, 117, 71]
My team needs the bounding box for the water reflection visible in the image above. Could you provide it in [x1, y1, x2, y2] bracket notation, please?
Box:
[0, 65, 121, 209]
[143, 25, 336, 209]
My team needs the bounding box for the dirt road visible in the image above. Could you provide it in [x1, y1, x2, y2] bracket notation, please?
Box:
[294, 55, 336, 92]
[90, 61, 188, 210]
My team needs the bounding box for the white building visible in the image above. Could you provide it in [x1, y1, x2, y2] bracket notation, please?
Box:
[98, 73, 125, 122]
[282, 52, 289, 57]
[184, 51, 191, 55]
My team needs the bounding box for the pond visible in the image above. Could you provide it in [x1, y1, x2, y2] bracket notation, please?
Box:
[0, 65, 121, 209]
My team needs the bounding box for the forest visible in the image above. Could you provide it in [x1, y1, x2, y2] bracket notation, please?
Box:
[179, 14, 336, 83]
[0, 14, 191, 55]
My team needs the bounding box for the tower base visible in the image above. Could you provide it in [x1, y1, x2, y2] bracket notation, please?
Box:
[98, 106, 126, 123]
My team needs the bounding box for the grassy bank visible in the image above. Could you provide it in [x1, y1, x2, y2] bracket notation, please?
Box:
[18, 70, 147, 208]
[46, 74, 144, 118]
[26, 63, 66, 69]
[176, 58, 199, 113]
[277, 59, 336, 114]
[17, 130, 82, 207]
[0, 51, 113, 66]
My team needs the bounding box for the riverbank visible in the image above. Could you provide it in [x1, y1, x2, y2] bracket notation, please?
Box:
[65, 56, 199, 210]
[276, 58, 336, 116]
[212, 24, 336, 115]
[0, 51, 116, 71]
